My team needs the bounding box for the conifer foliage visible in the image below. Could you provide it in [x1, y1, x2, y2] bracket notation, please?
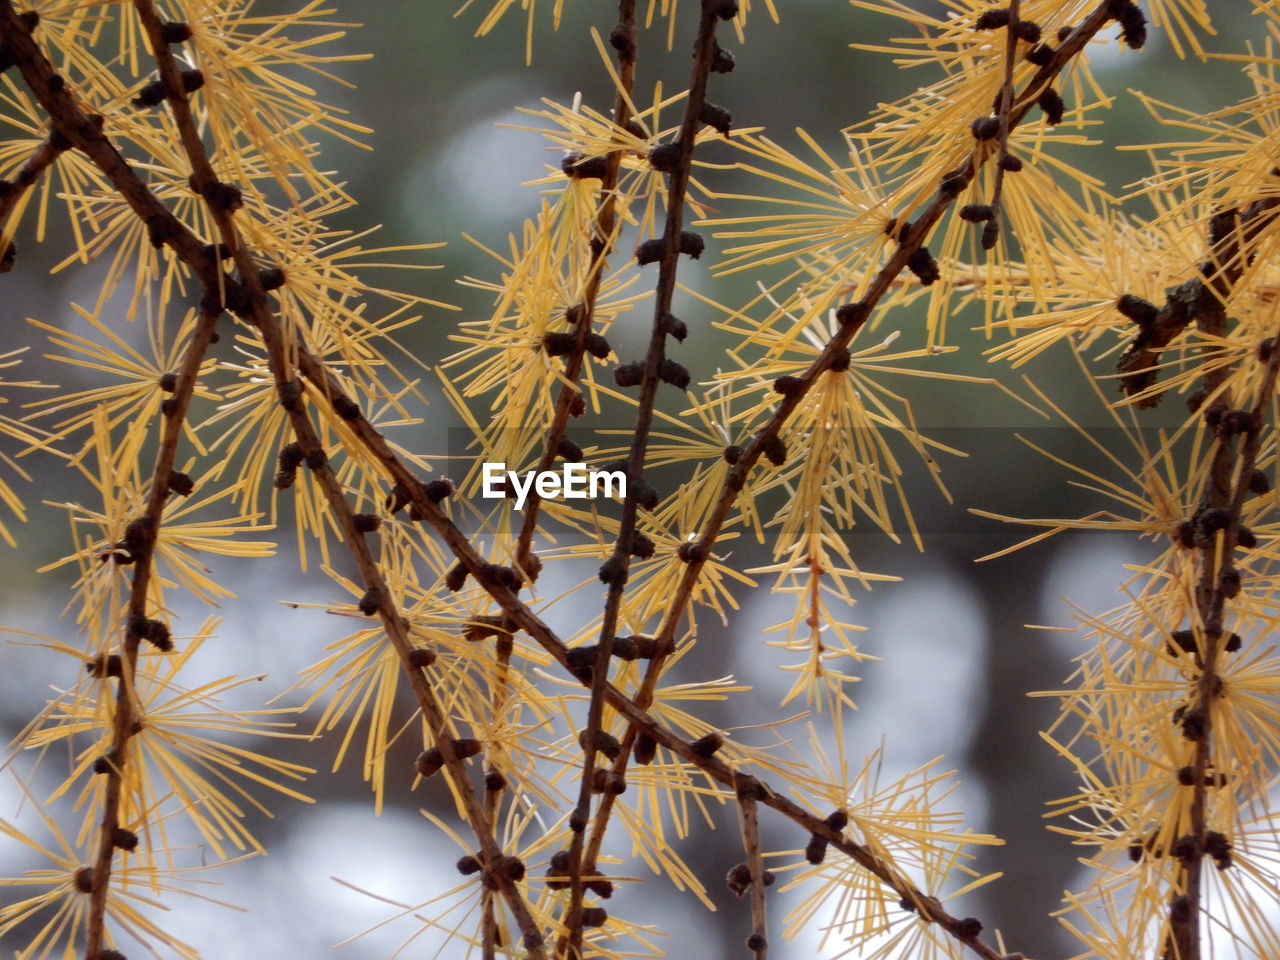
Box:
[0, 1, 1278, 959]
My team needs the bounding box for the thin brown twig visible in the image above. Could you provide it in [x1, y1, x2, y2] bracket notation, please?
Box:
[1160, 200, 1280, 960]
[0, 128, 69, 266]
[634, 0, 1118, 677]
[0, 1, 1070, 954]
[512, 0, 639, 578]
[560, 3, 725, 955]
[275, 375, 1014, 958]
[735, 782, 768, 959]
[0, 4, 550, 955]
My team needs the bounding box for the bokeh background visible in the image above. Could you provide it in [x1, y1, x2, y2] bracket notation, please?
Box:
[0, 2, 1269, 958]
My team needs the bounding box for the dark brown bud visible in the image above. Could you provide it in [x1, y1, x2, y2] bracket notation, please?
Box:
[352, 513, 381, 534]
[659, 312, 688, 341]
[1218, 409, 1261, 437]
[158, 372, 178, 392]
[981, 220, 1001, 251]
[677, 540, 706, 564]
[975, 8, 1010, 29]
[357, 587, 381, 616]
[166, 471, 194, 496]
[959, 204, 995, 222]
[1037, 87, 1065, 125]
[425, 478, 454, 503]
[463, 615, 506, 644]
[711, 43, 735, 72]
[635, 238, 666, 265]
[443, 563, 468, 594]
[1180, 705, 1208, 741]
[598, 556, 626, 587]
[1219, 565, 1241, 599]
[582, 906, 608, 928]
[543, 331, 576, 356]
[86, 654, 123, 678]
[583, 332, 612, 359]
[562, 153, 609, 180]
[773, 375, 805, 397]
[761, 435, 787, 466]
[614, 362, 644, 388]
[1014, 21, 1041, 42]
[708, 0, 738, 20]
[133, 77, 170, 108]
[1113, 0, 1146, 49]
[566, 645, 597, 684]
[691, 732, 723, 758]
[658, 358, 691, 390]
[726, 862, 753, 896]
[494, 855, 525, 881]
[634, 731, 658, 765]
[1206, 830, 1232, 869]
[1116, 293, 1158, 326]
[546, 850, 572, 889]
[407, 647, 437, 669]
[999, 153, 1024, 172]
[679, 231, 705, 259]
[804, 834, 828, 864]
[625, 527, 655, 559]
[554, 437, 582, 462]
[955, 917, 983, 938]
[591, 768, 626, 794]
[1025, 42, 1054, 65]
[112, 827, 138, 851]
[180, 68, 204, 94]
[259, 265, 286, 291]
[722, 444, 742, 464]
[746, 933, 767, 951]
[836, 301, 869, 328]
[632, 478, 660, 510]
[648, 141, 682, 172]
[128, 615, 172, 652]
[1168, 629, 1197, 656]
[608, 22, 636, 59]
[578, 728, 622, 761]
[277, 378, 303, 411]
[699, 101, 732, 135]
[75, 866, 95, 893]
[971, 115, 1001, 140]
[160, 20, 192, 43]
[457, 855, 482, 875]
[907, 246, 940, 285]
